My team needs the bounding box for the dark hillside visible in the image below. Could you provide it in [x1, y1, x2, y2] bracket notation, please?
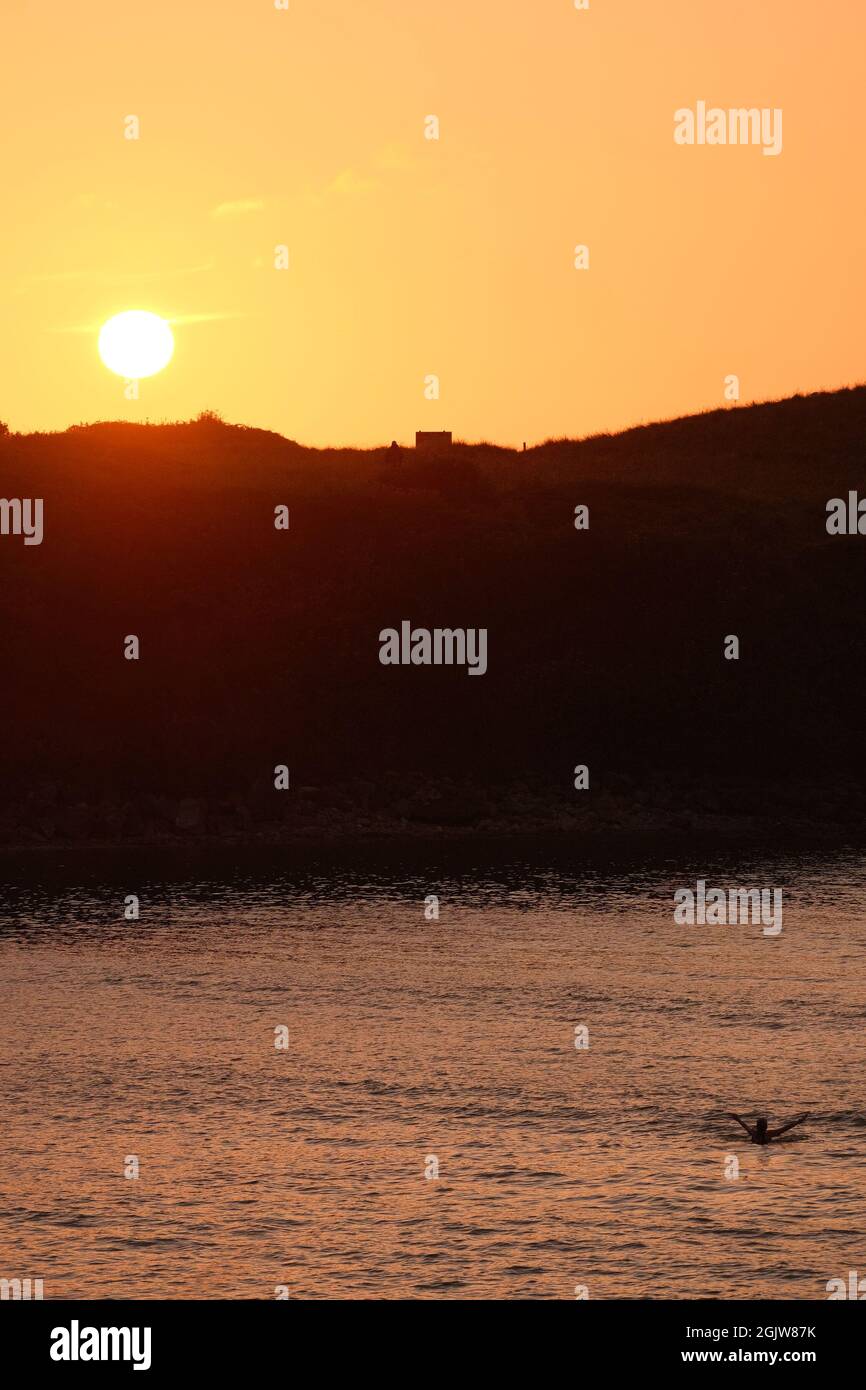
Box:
[1, 388, 865, 844]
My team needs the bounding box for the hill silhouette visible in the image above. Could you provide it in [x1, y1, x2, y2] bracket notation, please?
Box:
[2, 387, 865, 846]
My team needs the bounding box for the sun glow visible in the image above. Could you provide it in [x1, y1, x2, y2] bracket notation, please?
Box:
[98, 311, 174, 380]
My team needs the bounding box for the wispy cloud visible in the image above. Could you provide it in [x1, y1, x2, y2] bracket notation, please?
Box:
[313, 147, 412, 203]
[374, 143, 413, 172]
[14, 261, 217, 291]
[169, 311, 247, 326]
[46, 310, 245, 335]
[68, 193, 118, 213]
[325, 169, 381, 197]
[211, 199, 265, 220]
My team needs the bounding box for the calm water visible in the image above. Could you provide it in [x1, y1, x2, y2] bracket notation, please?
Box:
[1, 844, 864, 1300]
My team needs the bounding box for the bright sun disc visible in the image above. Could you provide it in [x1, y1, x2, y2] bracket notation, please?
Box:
[98, 310, 174, 380]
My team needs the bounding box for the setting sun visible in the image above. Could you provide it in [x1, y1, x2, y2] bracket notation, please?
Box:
[98, 310, 174, 381]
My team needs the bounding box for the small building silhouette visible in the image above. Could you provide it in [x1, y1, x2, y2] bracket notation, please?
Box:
[415, 430, 452, 452]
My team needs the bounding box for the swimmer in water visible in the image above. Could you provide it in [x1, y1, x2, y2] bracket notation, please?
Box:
[727, 1112, 810, 1145]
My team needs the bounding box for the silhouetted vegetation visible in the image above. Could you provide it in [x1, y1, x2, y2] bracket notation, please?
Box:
[1, 388, 865, 845]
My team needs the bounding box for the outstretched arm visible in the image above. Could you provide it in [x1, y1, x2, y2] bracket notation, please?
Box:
[727, 1113, 754, 1136]
[769, 1112, 810, 1139]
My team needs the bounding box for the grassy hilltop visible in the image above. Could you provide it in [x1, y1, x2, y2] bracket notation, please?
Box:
[2, 386, 865, 846]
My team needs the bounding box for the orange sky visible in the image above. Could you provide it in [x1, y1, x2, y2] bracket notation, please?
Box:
[2, 0, 864, 447]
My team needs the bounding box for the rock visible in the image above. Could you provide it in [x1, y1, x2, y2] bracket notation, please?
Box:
[405, 790, 489, 825]
[175, 797, 205, 832]
[54, 803, 91, 840]
[121, 802, 144, 837]
[31, 777, 59, 807]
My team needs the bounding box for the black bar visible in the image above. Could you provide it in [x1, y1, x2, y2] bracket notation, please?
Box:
[3, 1298, 861, 1375]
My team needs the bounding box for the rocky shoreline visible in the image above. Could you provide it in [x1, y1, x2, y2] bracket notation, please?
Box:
[1, 774, 863, 852]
